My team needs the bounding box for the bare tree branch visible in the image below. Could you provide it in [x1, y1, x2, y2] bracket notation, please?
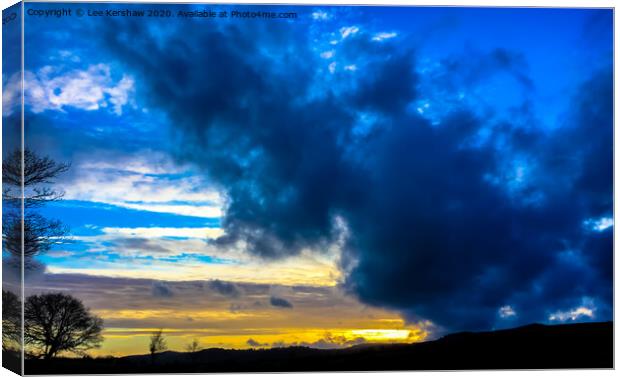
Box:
[2, 149, 71, 268]
[149, 329, 168, 364]
[2, 290, 21, 351]
[24, 293, 103, 360]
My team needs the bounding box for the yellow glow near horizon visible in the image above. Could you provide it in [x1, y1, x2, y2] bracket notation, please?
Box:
[70, 282, 431, 357]
[89, 325, 427, 357]
[82, 303, 428, 357]
[350, 329, 413, 341]
[38, 248, 428, 359]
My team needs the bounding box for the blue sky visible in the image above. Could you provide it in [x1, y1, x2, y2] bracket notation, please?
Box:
[3, 4, 613, 349]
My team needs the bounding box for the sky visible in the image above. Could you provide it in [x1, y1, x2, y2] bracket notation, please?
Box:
[2, 4, 613, 356]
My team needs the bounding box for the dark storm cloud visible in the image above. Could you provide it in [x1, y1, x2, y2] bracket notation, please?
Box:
[208, 279, 241, 298]
[270, 296, 293, 308]
[152, 281, 174, 298]
[101, 14, 612, 331]
[246, 338, 268, 347]
[441, 47, 534, 89]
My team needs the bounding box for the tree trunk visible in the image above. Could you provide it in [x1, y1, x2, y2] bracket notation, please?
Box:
[45, 346, 57, 360]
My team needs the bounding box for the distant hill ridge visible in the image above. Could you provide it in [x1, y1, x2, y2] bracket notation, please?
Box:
[22, 321, 613, 374]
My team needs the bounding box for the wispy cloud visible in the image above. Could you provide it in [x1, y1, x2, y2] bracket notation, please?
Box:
[548, 298, 597, 322]
[101, 227, 223, 239]
[61, 153, 224, 219]
[44, 247, 343, 286]
[498, 305, 516, 318]
[339, 26, 359, 39]
[311, 10, 331, 21]
[372, 32, 397, 42]
[2, 72, 22, 117]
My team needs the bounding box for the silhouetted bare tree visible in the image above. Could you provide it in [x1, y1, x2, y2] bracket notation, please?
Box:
[3, 214, 68, 260]
[24, 293, 103, 359]
[149, 329, 167, 364]
[2, 290, 21, 351]
[185, 339, 201, 353]
[185, 339, 201, 362]
[3, 149, 70, 206]
[2, 149, 70, 267]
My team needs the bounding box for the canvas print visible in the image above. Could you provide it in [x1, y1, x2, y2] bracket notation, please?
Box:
[2, 2, 614, 374]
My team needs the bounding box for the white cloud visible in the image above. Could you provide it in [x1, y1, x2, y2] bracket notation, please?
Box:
[101, 227, 224, 239]
[114, 203, 221, 218]
[344, 65, 357, 72]
[549, 306, 594, 322]
[65, 170, 221, 215]
[56, 50, 81, 63]
[311, 10, 330, 20]
[498, 305, 516, 318]
[549, 298, 597, 322]
[78, 153, 184, 175]
[339, 26, 359, 39]
[62, 152, 224, 219]
[104, 76, 135, 115]
[22, 63, 135, 115]
[320, 50, 335, 59]
[584, 216, 613, 232]
[328, 62, 337, 74]
[372, 32, 397, 42]
[2, 73, 22, 117]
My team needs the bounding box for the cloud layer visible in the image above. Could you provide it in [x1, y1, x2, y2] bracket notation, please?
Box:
[96, 9, 613, 332]
[19, 6, 613, 340]
[24, 273, 424, 355]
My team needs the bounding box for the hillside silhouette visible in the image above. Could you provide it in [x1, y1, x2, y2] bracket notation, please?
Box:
[23, 321, 612, 374]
